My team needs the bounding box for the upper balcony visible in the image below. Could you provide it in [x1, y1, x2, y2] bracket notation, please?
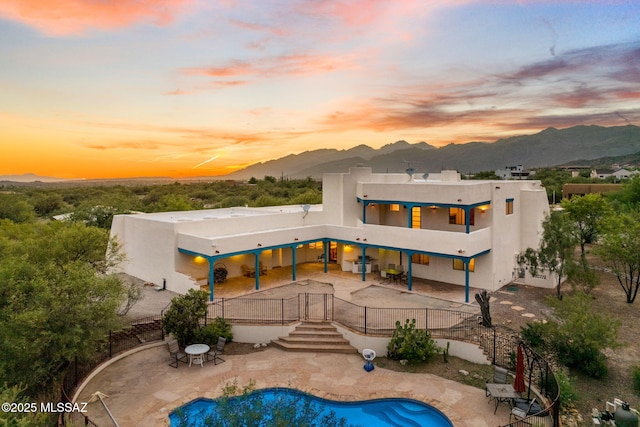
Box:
[356, 180, 493, 207]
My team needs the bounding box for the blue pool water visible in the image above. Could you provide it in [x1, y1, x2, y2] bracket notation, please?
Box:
[169, 387, 453, 427]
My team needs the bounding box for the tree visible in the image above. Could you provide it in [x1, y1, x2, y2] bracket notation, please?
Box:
[0, 194, 35, 223]
[519, 211, 578, 299]
[0, 220, 129, 399]
[522, 293, 620, 378]
[595, 212, 640, 303]
[163, 289, 208, 347]
[561, 194, 612, 258]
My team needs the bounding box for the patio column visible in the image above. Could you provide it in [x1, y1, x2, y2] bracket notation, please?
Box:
[323, 239, 328, 273]
[208, 256, 216, 301]
[464, 206, 471, 234]
[360, 245, 367, 281]
[464, 259, 470, 303]
[292, 245, 297, 281]
[254, 252, 260, 291]
[406, 251, 414, 291]
[362, 201, 367, 224]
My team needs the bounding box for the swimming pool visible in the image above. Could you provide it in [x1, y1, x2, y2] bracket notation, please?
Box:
[169, 387, 453, 427]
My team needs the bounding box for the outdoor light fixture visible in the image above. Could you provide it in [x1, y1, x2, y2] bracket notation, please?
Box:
[215, 250, 220, 254]
[457, 249, 465, 254]
[294, 238, 298, 241]
[257, 243, 262, 247]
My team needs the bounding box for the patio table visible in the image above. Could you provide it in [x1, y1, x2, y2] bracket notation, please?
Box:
[486, 383, 519, 414]
[385, 269, 403, 283]
[185, 344, 210, 367]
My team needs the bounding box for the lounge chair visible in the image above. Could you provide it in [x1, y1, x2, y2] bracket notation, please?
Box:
[511, 397, 537, 422]
[206, 337, 226, 365]
[167, 339, 188, 368]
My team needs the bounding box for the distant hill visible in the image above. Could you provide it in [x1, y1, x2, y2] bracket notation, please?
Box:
[0, 173, 68, 183]
[226, 125, 640, 179]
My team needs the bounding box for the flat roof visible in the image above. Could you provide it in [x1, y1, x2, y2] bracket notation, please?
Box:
[123, 204, 322, 223]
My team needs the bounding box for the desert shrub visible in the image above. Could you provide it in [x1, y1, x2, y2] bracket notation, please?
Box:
[387, 319, 439, 364]
[162, 289, 208, 347]
[195, 317, 233, 346]
[554, 370, 578, 408]
[521, 293, 619, 379]
[632, 366, 640, 396]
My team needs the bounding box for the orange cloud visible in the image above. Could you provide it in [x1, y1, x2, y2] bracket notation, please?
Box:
[0, 0, 193, 35]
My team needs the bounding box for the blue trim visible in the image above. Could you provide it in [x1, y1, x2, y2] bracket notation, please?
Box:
[179, 240, 491, 301]
[357, 197, 491, 210]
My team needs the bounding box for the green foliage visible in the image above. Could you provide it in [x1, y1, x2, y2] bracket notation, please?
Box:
[162, 289, 208, 347]
[520, 293, 620, 378]
[554, 370, 578, 408]
[195, 317, 233, 346]
[595, 211, 640, 303]
[0, 384, 52, 426]
[0, 221, 128, 398]
[443, 342, 450, 363]
[0, 194, 35, 223]
[561, 194, 612, 255]
[387, 319, 439, 364]
[173, 379, 357, 427]
[518, 211, 578, 299]
[632, 365, 640, 396]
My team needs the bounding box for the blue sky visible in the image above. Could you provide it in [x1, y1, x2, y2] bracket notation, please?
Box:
[1, 0, 639, 178]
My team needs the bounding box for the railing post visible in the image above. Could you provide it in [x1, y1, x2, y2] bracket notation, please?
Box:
[493, 327, 497, 365]
[222, 298, 225, 319]
[364, 306, 367, 335]
[281, 299, 284, 325]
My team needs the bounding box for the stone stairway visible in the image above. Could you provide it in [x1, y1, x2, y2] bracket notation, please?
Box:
[271, 321, 358, 354]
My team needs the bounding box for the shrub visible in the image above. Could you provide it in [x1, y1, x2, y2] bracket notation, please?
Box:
[387, 319, 439, 364]
[195, 317, 233, 346]
[632, 366, 640, 396]
[162, 289, 208, 347]
[554, 370, 578, 408]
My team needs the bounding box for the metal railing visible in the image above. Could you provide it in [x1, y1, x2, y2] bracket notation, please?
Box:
[62, 293, 560, 426]
[206, 293, 560, 427]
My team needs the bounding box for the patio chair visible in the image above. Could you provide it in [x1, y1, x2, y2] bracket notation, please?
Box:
[485, 366, 509, 396]
[510, 397, 537, 422]
[259, 262, 268, 275]
[206, 337, 226, 365]
[167, 339, 188, 368]
[241, 264, 255, 277]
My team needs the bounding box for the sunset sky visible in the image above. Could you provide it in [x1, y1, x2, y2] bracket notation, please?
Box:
[1, 1, 639, 179]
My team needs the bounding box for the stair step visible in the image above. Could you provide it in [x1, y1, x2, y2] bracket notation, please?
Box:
[277, 336, 350, 344]
[271, 340, 357, 354]
[270, 322, 358, 354]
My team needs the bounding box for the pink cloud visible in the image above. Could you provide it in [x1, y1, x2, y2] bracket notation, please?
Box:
[0, 0, 193, 36]
[185, 53, 357, 82]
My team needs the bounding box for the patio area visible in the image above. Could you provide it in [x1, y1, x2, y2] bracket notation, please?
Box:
[72, 267, 520, 426]
[75, 344, 512, 427]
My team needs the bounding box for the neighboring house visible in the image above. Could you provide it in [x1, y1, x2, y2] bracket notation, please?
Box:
[109, 167, 551, 303]
[612, 168, 640, 180]
[590, 168, 614, 179]
[495, 165, 531, 180]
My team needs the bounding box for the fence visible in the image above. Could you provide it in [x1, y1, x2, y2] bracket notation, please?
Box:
[60, 314, 165, 426]
[62, 293, 559, 427]
[206, 293, 560, 427]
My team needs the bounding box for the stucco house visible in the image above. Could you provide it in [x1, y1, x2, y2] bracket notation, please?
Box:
[109, 167, 552, 303]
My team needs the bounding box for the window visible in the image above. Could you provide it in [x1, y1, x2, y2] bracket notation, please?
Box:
[412, 253, 430, 265]
[506, 198, 514, 215]
[449, 208, 474, 225]
[390, 204, 400, 212]
[411, 207, 421, 228]
[453, 258, 475, 272]
[308, 242, 322, 249]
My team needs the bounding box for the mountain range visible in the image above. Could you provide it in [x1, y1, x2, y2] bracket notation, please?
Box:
[2, 125, 640, 183]
[226, 124, 640, 180]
